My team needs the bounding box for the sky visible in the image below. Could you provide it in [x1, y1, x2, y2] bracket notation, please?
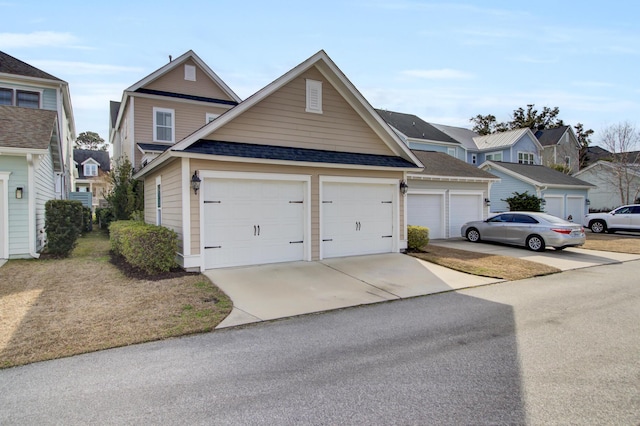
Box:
[1, 0, 639, 148]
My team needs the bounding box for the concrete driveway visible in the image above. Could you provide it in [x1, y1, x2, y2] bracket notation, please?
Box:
[204, 253, 500, 328]
[205, 241, 640, 329]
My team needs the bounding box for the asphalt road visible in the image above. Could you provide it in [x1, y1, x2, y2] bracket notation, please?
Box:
[1, 261, 639, 425]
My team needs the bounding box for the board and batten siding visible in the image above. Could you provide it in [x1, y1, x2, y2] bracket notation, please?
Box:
[0, 156, 29, 257]
[188, 159, 404, 261]
[145, 58, 236, 102]
[143, 159, 184, 252]
[34, 151, 56, 252]
[207, 67, 395, 157]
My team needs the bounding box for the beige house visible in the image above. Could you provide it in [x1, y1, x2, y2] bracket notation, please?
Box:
[124, 50, 422, 271]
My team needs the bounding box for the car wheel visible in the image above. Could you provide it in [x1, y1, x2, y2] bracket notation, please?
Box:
[466, 228, 481, 242]
[590, 220, 606, 233]
[526, 235, 546, 252]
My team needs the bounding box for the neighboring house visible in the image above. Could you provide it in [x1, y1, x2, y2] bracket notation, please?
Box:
[0, 52, 76, 259]
[126, 50, 422, 271]
[73, 149, 111, 209]
[375, 109, 466, 161]
[479, 161, 594, 221]
[407, 151, 499, 239]
[573, 160, 640, 211]
[431, 123, 480, 165]
[109, 50, 241, 170]
[534, 125, 581, 173]
[472, 128, 543, 165]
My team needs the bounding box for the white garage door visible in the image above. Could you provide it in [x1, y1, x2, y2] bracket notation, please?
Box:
[449, 193, 483, 238]
[566, 196, 584, 222]
[544, 196, 564, 219]
[322, 181, 394, 258]
[203, 178, 305, 269]
[407, 193, 444, 239]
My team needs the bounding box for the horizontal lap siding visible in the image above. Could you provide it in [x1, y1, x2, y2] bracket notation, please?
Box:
[189, 159, 403, 260]
[0, 157, 29, 257]
[35, 151, 55, 252]
[145, 58, 236, 102]
[208, 67, 394, 156]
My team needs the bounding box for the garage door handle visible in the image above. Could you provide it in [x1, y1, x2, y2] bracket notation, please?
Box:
[257, 225, 260, 236]
[254, 225, 256, 236]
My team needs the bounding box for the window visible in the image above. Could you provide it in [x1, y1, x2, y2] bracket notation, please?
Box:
[447, 148, 456, 157]
[486, 152, 502, 161]
[518, 152, 535, 164]
[16, 90, 40, 108]
[156, 177, 162, 225]
[206, 113, 220, 124]
[184, 64, 196, 81]
[153, 107, 175, 143]
[0, 88, 12, 105]
[84, 163, 98, 177]
[565, 156, 571, 167]
[305, 79, 322, 114]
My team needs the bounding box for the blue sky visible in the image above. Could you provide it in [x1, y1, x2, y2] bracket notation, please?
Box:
[2, 1, 639, 147]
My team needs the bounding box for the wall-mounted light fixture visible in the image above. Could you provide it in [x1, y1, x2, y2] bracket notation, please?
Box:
[399, 180, 409, 196]
[586, 199, 591, 205]
[191, 171, 201, 195]
[484, 198, 491, 206]
[540, 198, 546, 205]
[15, 187, 23, 199]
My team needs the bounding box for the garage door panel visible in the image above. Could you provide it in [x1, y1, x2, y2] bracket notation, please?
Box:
[408, 194, 444, 239]
[322, 182, 394, 258]
[449, 194, 482, 238]
[204, 178, 305, 269]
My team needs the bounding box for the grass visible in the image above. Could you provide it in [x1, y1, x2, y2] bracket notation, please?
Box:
[409, 246, 561, 281]
[0, 231, 232, 369]
[581, 231, 640, 254]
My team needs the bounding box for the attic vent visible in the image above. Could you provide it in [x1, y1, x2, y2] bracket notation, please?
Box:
[185, 65, 196, 81]
[305, 79, 322, 114]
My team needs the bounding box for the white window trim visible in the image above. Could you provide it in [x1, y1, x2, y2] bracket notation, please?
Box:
[84, 163, 98, 177]
[518, 151, 535, 164]
[486, 151, 503, 161]
[305, 79, 323, 114]
[153, 107, 175, 143]
[156, 176, 162, 226]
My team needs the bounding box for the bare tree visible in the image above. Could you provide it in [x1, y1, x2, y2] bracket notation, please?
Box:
[599, 121, 640, 205]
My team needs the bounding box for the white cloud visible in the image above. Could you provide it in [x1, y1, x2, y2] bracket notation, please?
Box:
[401, 69, 474, 80]
[30, 60, 144, 76]
[0, 31, 82, 49]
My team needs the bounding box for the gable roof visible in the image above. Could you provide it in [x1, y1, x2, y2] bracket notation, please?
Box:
[430, 123, 479, 150]
[0, 105, 58, 150]
[125, 50, 241, 103]
[408, 150, 499, 181]
[480, 161, 594, 188]
[0, 51, 63, 82]
[375, 109, 459, 144]
[534, 125, 570, 147]
[73, 149, 111, 176]
[136, 50, 422, 177]
[473, 128, 542, 151]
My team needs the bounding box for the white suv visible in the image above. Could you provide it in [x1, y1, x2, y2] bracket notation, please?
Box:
[583, 204, 640, 233]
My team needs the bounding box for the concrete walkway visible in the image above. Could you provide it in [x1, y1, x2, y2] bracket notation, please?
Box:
[205, 241, 640, 329]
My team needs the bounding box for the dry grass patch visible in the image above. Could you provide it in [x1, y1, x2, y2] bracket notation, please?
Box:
[582, 232, 640, 254]
[0, 231, 232, 368]
[409, 245, 561, 281]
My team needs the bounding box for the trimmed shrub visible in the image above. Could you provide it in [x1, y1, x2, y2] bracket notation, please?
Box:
[45, 200, 84, 256]
[502, 191, 543, 212]
[109, 220, 179, 275]
[407, 225, 430, 251]
[96, 207, 115, 230]
[82, 206, 93, 232]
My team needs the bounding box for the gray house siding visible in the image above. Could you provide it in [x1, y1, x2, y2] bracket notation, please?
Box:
[35, 151, 56, 252]
[42, 88, 57, 111]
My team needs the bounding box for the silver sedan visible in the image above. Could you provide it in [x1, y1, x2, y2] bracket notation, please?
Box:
[461, 212, 586, 252]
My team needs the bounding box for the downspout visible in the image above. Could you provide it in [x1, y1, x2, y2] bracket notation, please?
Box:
[26, 153, 40, 259]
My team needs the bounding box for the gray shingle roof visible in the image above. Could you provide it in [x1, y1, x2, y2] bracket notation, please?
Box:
[0, 105, 57, 150]
[181, 140, 419, 168]
[534, 126, 569, 147]
[0, 51, 63, 81]
[375, 109, 459, 144]
[137, 143, 171, 152]
[135, 88, 239, 106]
[430, 123, 479, 150]
[73, 149, 111, 178]
[487, 161, 594, 187]
[109, 101, 120, 128]
[410, 150, 498, 179]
